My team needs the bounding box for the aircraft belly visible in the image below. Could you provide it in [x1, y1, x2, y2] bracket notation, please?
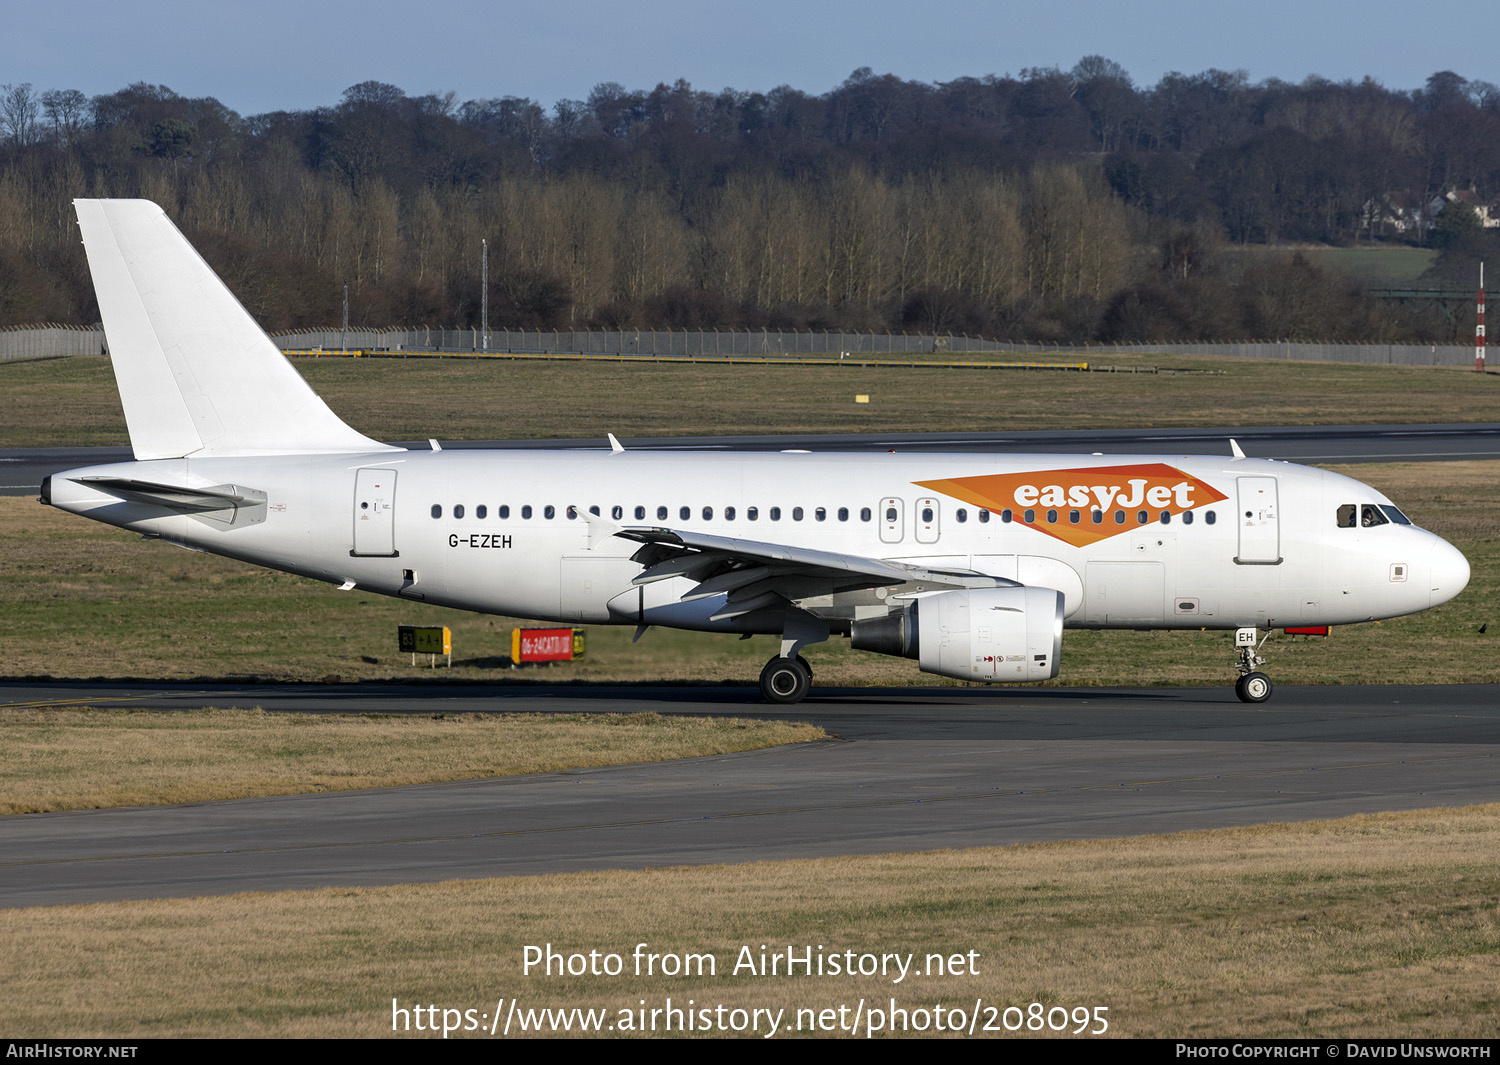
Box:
[1084, 561, 1166, 625]
[560, 557, 639, 622]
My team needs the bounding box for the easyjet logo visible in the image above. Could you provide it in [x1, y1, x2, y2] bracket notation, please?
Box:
[915, 463, 1227, 548]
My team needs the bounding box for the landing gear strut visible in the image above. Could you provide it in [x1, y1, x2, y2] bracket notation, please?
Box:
[1232, 627, 1273, 703]
[759, 656, 812, 704]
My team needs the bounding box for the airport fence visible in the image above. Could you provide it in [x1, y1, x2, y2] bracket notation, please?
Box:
[0, 324, 1477, 367]
[266, 329, 1482, 367]
[0, 324, 107, 361]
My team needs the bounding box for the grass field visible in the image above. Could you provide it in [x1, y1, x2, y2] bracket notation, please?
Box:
[1222, 244, 1438, 287]
[5, 461, 1495, 689]
[3, 353, 1499, 447]
[3, 806, 1496, 1037]
[0, 709, 825, 814]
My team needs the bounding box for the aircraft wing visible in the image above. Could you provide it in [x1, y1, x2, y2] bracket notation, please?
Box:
[615, 526, 1011, 620]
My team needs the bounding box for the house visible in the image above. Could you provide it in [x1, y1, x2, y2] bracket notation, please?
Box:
[1444, 189, 1500, 228]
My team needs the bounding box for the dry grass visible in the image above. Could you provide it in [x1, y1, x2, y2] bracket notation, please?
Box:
[2, 806, 1496, 1037]
[4, 354, 1500, 445]
[4, 461, 1495, 689]
[0, 708, 826, 814]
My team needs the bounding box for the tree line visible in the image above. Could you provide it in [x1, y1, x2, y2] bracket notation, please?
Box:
[1, 62, 1497, 342]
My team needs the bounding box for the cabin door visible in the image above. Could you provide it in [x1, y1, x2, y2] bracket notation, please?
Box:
[1235, 476, 1280, 564]
[352, 468, 399, 557]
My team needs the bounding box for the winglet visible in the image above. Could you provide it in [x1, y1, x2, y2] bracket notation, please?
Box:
[608, 433, 625, 453]
[1229, 438, 1246, 459]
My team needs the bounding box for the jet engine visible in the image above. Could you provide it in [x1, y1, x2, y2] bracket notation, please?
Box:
[851, 586, 1064, 683]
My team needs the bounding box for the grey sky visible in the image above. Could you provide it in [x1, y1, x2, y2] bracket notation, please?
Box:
[1, 0, 1490, 116]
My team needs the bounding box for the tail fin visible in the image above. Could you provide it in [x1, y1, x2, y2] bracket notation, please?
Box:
[74, 199, 398, 459]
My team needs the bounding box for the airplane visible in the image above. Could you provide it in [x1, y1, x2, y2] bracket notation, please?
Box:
[41, 199, 1471, 705]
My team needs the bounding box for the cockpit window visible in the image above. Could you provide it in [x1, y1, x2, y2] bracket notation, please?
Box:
[1337, 504, 1356, 528]
[1379, 505, 1412, 526]
[1360, 504, 1389, 527]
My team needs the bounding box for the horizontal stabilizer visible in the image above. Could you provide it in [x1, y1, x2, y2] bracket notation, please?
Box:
[78, 476, 252, 508]
[75, 476, 267, 527]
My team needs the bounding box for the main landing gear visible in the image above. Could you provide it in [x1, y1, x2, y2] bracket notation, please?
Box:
[1232, 627, 1274, 703]
[759, 655, 812, 704]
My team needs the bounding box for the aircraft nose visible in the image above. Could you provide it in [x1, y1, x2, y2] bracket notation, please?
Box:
[1428, 537, 1470, 607]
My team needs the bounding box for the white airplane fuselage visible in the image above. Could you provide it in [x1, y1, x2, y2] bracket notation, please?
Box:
[47, 448, 1465, 633]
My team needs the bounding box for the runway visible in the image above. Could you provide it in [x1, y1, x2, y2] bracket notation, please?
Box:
[3, 681, 1497, 909]
[4, 422, 1499, 495]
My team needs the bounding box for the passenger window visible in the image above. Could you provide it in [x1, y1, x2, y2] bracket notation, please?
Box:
[921, 507, 934, 523]
[544, 505, 555, 519]
[1114, 510, 1125, 524]
[1024, 509, 1035, 523]
[589, 505, 600, 516]
[1160, 511, 1171, 524]
[1137, 510, 1148, 524]
[454, 504, 465, 519]
[997, 510, 1008, 523]
[838, 507, 849, 522]
[1182, 510, 1194, 525]
[1337, 504, 1357, 528]
[476, 504, 487, 519]
[431, 504, 442, 519]
[1205, 511, 1216, 525]
[884, 507, 897, 522]
[612, 505, 623, 520]
[815, 507, 826, 522]
[956, 508, 967, 523]
[725, 506, 736, 520]
[703, 506, 713, 520]
[748, 507, 759, 521]
[792, 507, 804, 521]
[634, 506, 645, 520]
[499, 505, 510, 519]
[1091, 509, 1102, 524]
[522, 505, 532, 519]
[680, 506, 691, 521]
[657, 506, 668, 520]
[566, 505, 578, 519]
[861, 507, 872, 522]
[1068, 509, 1080, 524]
[1046, 509, 1057, 523]
[770, 507, 782, 521]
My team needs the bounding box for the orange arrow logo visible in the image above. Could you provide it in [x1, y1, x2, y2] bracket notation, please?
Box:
[916, 463, 1228, 547]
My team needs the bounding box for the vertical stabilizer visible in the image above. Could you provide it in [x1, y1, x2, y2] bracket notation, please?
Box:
[74, 199, 398, 459]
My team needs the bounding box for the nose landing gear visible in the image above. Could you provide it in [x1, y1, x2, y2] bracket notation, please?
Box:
[1232, 627, 1273, 703]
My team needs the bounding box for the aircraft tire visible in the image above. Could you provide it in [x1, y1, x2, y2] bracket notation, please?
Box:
[760, 656, 811, 704]
[1235, 672, 1273, 703]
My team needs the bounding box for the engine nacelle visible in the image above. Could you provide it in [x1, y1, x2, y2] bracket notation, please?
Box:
[852, 586, 1064, 683]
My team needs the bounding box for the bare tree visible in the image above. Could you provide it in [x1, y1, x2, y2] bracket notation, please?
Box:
[1, 83, 40, 146]
[41, 88, 87, 149]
